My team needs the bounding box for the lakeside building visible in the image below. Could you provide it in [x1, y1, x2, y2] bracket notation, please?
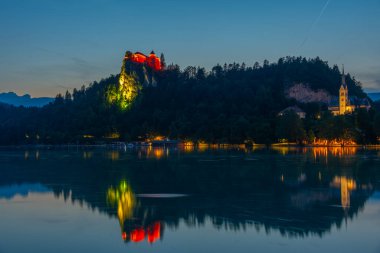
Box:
[278, 106, 306, 119]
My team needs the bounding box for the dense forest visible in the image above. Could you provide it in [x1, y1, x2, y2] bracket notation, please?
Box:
[1, 56, 380, 145]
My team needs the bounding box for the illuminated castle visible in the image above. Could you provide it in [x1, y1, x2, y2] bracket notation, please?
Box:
[124, 50, 162, 71]
[328, 67, 370, 116]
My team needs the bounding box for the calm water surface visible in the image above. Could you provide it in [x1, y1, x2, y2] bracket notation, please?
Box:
[0, 147, 379, 253]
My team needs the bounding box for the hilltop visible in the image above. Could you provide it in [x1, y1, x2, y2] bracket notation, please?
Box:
[0, 53, 379, 145]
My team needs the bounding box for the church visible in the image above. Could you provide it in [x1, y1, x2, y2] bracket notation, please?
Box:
[328, 68, 370, 116]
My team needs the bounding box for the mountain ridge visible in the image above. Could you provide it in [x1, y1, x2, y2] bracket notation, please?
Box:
[368, 92, 380, 102]
[0, 92, 54, 107]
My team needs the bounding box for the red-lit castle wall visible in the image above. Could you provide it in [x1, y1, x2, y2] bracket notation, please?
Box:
[125, 51, 162, 71]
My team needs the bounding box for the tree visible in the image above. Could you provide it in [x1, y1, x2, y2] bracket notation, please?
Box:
[307, 129, 315, 144]
[374, 113, 380, 140]
[160, 53, 166, 69]
[276, 111, 306, 143]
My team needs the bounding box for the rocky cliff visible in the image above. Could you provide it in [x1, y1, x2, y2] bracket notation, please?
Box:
[286, 83, 333, 104]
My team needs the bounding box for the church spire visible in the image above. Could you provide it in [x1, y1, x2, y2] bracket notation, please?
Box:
[342, 65, 346, 86]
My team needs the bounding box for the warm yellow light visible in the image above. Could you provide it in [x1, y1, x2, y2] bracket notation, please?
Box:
[330, 176, 357, 210]
[153, 148, 164, 159]
[105, 132, 120, 139]
[107, 180, 136, 226]
[153, 135, 165, 141]
[107, 151, 120, 161]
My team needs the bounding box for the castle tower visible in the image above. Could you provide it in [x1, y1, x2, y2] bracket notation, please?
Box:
[339, 66, 349, 115]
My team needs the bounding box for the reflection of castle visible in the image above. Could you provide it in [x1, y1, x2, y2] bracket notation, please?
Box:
[328, 67, 370, 116]
[122, 222, 161, 243]
[106, 180, 162, 243]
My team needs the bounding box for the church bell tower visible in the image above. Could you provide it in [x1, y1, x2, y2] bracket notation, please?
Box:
[339, 66, 348, 115]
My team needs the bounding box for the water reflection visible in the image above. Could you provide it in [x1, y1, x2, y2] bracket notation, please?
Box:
[107, 150, 120, 161]
[24, 150, 40, 160]
[107, 180, 136, 225]
[106, 180, 164, 243]
[0, 147, 379, 244]
[331, 177, 356, 210]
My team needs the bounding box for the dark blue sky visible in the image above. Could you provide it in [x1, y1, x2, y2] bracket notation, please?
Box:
[0, 0, 379, 96]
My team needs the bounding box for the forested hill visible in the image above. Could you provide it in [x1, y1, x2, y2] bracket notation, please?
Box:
[0, 56, 378, 145]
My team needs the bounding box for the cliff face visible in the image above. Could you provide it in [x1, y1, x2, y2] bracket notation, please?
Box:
[120, 52, 158, 88]
[286, 83, 333, 104]
[107, 52, 160, 110]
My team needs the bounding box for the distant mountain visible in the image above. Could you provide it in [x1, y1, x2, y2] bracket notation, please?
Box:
[0, 184, 50, 199]
[0, 92, 53, 107]
[368, 92, 380, 102]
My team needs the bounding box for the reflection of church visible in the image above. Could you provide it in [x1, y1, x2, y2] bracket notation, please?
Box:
[328, 68, 370, 116]
[330, 176, 357, 210]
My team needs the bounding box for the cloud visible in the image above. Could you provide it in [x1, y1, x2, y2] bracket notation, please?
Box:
[354, 71, 380, 92]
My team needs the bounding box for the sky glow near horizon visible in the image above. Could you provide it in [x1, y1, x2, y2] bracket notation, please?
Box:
[0, 0, 379, 97]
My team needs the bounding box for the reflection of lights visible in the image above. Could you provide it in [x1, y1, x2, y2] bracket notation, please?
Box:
[330, 147, 357, 157]
[83, 151, 93, 159]
[313, 147, 328, 160]
[272, 146, 297, 156]
[23, 150, 41, 160]
[181, 141, 195, 153]
[154, 148, 164, 159]
[313, 147, 357, 161]
[197, 143, 208, 152]
[183, 141, 194, 146]
[145, 147, 167, 159]
[107, 180, 136, 226]
[107, 151, 120, 161]
[297, 173, 306, 183]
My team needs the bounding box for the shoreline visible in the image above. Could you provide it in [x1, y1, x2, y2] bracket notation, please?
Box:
[1, 143, 380, 150]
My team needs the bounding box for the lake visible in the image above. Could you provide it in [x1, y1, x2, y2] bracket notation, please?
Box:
[0, 146, 379, 253]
